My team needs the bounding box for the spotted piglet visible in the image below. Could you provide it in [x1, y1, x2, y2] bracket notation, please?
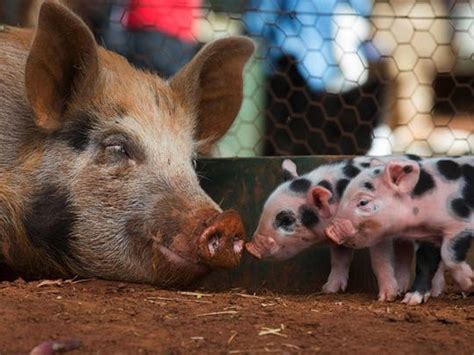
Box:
[246, 158, 416, 299]
[324, 156, 473, 301]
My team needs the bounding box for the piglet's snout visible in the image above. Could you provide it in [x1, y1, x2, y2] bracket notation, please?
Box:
[197, 210, 246, 268]
[245, 241, 262, 259]
[325, 219, 357, 245]
[245, 234, 277, 259]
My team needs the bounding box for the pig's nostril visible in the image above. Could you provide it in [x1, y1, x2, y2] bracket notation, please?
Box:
[233, 239, 244, 254]
[197, 209, 246, 268]
[208, 234, 220, 255]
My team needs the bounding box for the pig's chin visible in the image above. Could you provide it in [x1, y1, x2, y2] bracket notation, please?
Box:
[157, 245, 209, 275]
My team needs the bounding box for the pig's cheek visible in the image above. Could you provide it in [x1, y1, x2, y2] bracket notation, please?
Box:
[95, 150, 136, 169]
[102, 161, 136, 178]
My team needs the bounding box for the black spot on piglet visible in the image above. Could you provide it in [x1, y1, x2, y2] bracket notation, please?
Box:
[462, 164, 474, 209]
[273, 210, 296, 231]
[405, 154, 422, 161]
[299, 205, 319, 228]
[343, 162, 361, 178]
[23, 184, 76, 262]
[317, 180, 333, 194]
[289, 178, 311, 194]
[412, 169, 435, 197]
[451, 198, 471, 219]
[437, 160, 462, 180]
[452, 230, 472, 262]
[363, 182, 374, 191]
[336, 179, 350, 198]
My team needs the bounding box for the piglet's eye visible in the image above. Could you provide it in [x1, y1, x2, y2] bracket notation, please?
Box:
[357, 199, 369, 207]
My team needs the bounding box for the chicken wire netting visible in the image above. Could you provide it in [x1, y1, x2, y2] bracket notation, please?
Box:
[2, 0, 472, 157]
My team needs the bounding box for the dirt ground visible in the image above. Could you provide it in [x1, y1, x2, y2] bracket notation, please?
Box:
[0, 279, 473, 354]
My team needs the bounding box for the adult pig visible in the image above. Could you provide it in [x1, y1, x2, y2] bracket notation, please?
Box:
[324, 156, 473, 297]
[0, 1, 254, 286]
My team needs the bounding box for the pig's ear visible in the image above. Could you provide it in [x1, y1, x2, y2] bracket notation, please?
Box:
[170, 37, 255, 153]
[383, 160, 421, 194]
[25, 1, 99, 131]
[282, 159, 298, 181]
[307, 186, 333, 219]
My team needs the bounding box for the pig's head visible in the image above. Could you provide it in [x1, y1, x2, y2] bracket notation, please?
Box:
[245, 160, 324, 260]
[321, 159, 421, 249]
[11, 2, 254, 285]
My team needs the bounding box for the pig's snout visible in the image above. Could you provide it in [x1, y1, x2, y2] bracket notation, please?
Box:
[325, 224, 345, 245]
[245, 234, 277, 260]
[325, 219, 357, 245]
[197, 210, 246, 268]
[245, 241, 262, 259]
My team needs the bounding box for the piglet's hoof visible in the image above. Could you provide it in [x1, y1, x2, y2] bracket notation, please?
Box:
[197, 210, 246, 268]
[30, 339, 81, 355]
[377, 286, 400, 302]
[401, 291, 430, 306]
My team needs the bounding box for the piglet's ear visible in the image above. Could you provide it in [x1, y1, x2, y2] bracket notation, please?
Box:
[25, 1, 99, 131]
[307, 186, 333, 219]
[282, 159, 298, 181]
[170, 37, 255, 154]
[383, 160, 420, 194]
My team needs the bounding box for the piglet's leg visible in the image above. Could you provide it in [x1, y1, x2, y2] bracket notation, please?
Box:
[402, 242, 441, 306]
[369, 240, 399, 302]
[441, 229, 473, 291]
[431, 261, 445, 297]
[322, 245, 353, 293]
[393, 238, 414, 293]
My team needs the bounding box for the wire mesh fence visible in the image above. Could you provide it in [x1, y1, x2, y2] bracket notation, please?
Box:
[1, 0, 472, 157]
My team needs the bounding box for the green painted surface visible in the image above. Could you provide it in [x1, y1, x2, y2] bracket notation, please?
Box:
[196, 157, 379, 293]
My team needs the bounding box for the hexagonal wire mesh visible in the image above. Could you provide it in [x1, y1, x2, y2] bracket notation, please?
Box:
[3, 0, 471, 156]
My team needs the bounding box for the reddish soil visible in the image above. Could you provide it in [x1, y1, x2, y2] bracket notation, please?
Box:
[0, 279, 473, 354]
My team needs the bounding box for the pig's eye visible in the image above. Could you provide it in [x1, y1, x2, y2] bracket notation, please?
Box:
[105, 144, 127, 156]
[357, 199, 375, 213]
[358, 200, 369, 207]
[104, 143, 129, 163]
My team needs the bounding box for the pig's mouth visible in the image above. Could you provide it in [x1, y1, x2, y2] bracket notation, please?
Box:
[157, 245, 209, 274]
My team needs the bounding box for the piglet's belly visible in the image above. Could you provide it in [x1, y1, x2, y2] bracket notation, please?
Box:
[397, 227, 443, 245]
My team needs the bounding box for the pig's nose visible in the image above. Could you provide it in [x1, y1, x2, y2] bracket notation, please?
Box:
[197, 209, 246, 268]
[245, 241, 262, 259]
